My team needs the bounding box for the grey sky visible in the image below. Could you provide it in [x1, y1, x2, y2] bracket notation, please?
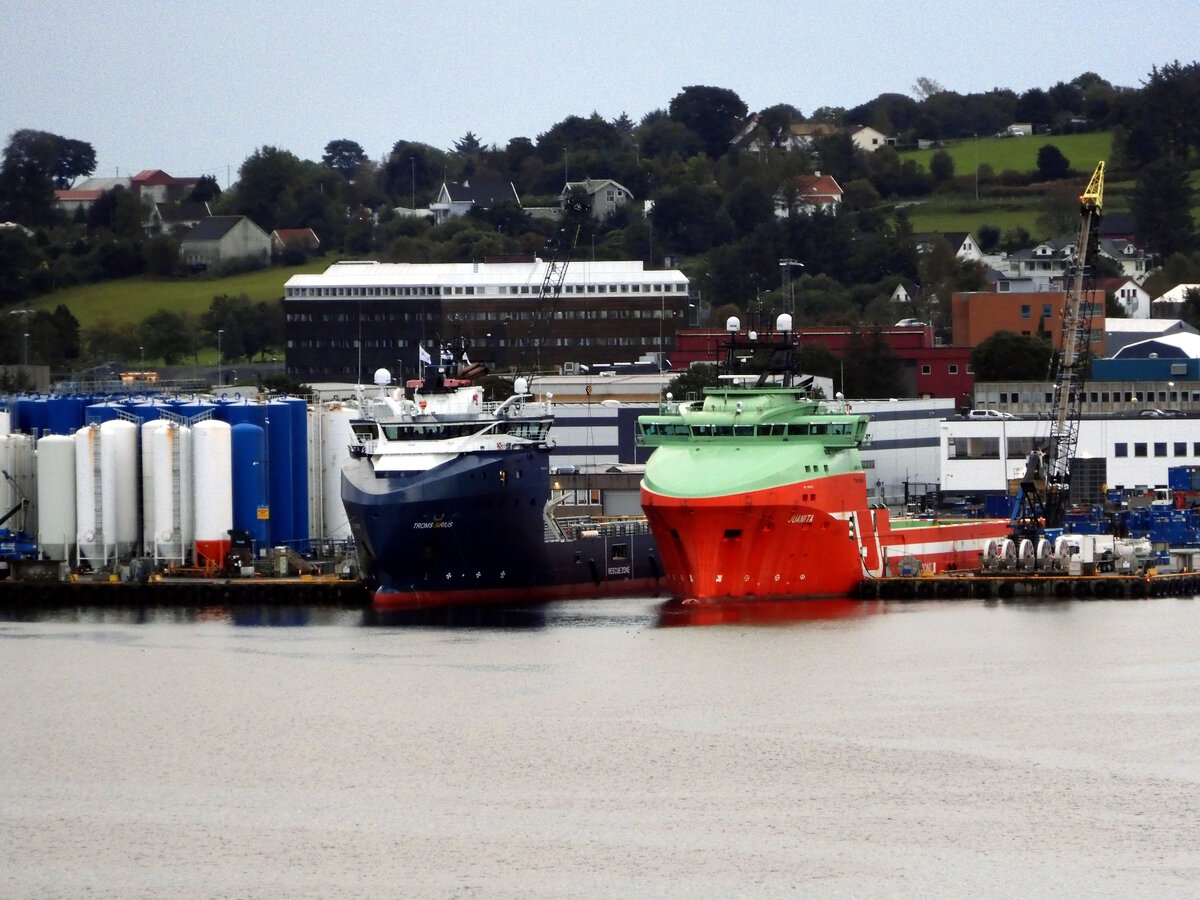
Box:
[3, 0, 1197, 184]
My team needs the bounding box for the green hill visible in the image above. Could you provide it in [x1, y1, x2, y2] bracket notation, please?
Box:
[901, 131, 1114, 176]
[30, 257, 331, 329]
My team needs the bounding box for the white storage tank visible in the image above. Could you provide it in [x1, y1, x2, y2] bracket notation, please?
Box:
[320, 402, 356, 541]
[193, 419, 232, 568]
[148, 421, 194, 564]
[141, 420, 168, 554]
[75, 420, 140, 565]
[100, 419, 139, 559]
[36, 434, 76, 561]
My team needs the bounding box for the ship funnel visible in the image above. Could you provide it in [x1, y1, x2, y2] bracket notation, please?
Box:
[726, 316, 740, 333]
[373, 368, 391, 386]
[776, 313, 793, 333]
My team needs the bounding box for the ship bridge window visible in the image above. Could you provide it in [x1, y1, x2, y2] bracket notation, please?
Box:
[733, 425, 755, 437]
[811, 424, 828, 435]
[713, 425, 734, 436]
[760, 424, 785, 436]
[611, 544, 628, 561]
[787, 424, 809, 436]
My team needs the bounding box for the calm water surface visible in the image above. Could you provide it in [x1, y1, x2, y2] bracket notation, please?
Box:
[2, 597, 1199, 898]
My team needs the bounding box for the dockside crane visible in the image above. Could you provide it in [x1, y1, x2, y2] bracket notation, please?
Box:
[1012, 161, 1105, 538]
[515, 192, 591, 379]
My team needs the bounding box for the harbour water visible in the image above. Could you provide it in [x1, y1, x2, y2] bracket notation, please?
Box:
[2, 596, 1199, 898]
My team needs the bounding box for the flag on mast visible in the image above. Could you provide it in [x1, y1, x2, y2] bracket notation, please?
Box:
[461, 351, 471, 365]
[419, 345, 431, 365]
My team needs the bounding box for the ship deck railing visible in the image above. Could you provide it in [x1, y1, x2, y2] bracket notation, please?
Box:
[549, 516, 653, 541]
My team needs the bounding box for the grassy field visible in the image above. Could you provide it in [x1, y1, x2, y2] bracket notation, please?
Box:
[901, 131, 1114, 176]
[31, 257, 331, 328]
[903, 201, 1043, 236]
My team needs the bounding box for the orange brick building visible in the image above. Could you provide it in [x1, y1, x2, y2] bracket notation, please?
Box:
[951, 290, 1106, 354]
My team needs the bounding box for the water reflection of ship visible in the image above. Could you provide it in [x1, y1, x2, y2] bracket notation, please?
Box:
[656, 597, 884, 628]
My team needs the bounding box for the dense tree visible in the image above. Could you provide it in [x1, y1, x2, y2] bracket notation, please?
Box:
[138, 309, 193, 364]
[1014, 88, 1054, 125]
[667, 86, 748, 159]
[384, 140, 446, 208]
[971, 330, 1054, 381]
[453, 131, 484, 155]
[86, 185, 148, 238]
[1131, 155, 1197, 257]
[929, 149, 955, 183]
[1135, 60, 1200, 165]
[977, 224, 1001, 252]
[321, 138, 367, 179]
[0, 129, 94, 224]
[228, 146, 303, 231]
[1035, 144, 1071, 180]
[188, 174, 222, 202]
[1035, 182, 1082, 237]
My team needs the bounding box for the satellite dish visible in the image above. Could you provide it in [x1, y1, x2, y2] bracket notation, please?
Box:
[373, 368, 391, 386]
[726, 316, 740, 333]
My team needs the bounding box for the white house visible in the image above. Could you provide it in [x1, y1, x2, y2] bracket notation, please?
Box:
[775, 173, 843, 217]
[179, 216, 271, 271]
[1096, 277, 1152, 318]
[848, 125, 893, 152]
[430, 178, 521, 225]
[561, 179, 633, 221]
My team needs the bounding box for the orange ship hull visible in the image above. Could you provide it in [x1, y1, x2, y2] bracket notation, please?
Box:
[642, 470, 1009, 601]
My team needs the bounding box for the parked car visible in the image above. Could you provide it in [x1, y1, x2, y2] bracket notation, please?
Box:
[966, 408, 1017, 420]
[1138, 408, 1168, 418]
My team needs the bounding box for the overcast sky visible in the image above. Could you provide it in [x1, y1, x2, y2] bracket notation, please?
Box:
[4, 0, 1197, 185]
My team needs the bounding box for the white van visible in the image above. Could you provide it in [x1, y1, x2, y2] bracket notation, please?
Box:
[967, 408, 1016, 420]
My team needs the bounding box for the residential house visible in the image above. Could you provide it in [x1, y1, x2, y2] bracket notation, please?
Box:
[1097, 211, 1136, 242]
[1095, 276, 1152, 318]
[774, 173, 843, 217]
[129, 169, 201, 205]
[53, 176, 130, 215]
[847, 125, 893, 152]
[993, 238, 1076, 290]
[784, 122, 840, 150]
[1151, 283, 1200, 318]
[430, 178, 521, 224]
[146, 201, 210, 235]
[179, 216, 271, 271]
[271, 227, 320, 254]
[889, 280, 921, 304]
[561, 179, 633, 221]
[914, 232, 984, 263]
[1097, 238, 1149, 281]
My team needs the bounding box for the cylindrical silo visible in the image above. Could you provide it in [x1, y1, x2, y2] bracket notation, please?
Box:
[320, 403, 356, 541]
[151, 422, 193, 564]
[74, 425, 103, 564]
[265, 400, 294, 549]
[37, 434, 76, 561]
[141, 419, 168, 554]
[284, 397, 309, 551]
[193, 419, 232, 568]
[231, 422, 269, 549]
[99, 418, 139, 560]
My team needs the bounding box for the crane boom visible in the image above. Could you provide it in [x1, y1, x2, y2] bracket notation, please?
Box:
[1012, 161, 1104, 537]
[516, 193, 590, 379]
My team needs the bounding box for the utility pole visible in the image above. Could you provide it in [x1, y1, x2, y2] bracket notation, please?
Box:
[779, 259, 804, 315]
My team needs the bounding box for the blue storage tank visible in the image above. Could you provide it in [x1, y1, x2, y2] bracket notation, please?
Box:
[85, 400, 129, 425]
[231, 422, 270, 548]
[265, 400, 294, 549]
[13, 397, 45, 436]
[284, 397, 309, 551]
[43, 396, 83, 435]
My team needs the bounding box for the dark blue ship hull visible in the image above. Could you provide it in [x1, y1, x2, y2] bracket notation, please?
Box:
[342, 448, 661, 609]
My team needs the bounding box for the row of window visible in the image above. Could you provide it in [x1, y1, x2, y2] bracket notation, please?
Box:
[286, 283, 688, 299]
[285, 308, 681, 324]
[287, 336, 671, 350]
[921, 363, 971, 376]
[997, 389, 1200, 405]
[948, 435, 1200, 460]
[640, 421, 855, 437]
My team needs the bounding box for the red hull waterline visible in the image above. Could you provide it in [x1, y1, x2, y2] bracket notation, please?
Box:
[373, 576, 663, 611]
[642, 471, 1010, 602]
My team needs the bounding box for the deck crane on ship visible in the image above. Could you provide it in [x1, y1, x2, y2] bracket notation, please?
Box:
[1011, 161, 1106, 541]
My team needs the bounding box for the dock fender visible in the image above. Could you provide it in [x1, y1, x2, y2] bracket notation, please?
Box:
[648, 554, 661, 580]
[588, 558, 600, 586]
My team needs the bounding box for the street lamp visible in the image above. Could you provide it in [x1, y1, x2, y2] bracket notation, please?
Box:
[217, 329, 223, 387]
[22, 332, 28, 367]
[139, 345, 144, 371]
[779, 259, 804, 316]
